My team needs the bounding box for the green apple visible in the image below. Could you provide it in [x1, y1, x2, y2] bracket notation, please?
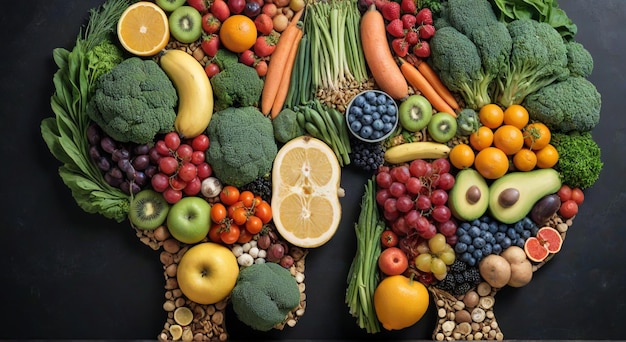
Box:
[166, 196, 211, 244]
[177, 242, 239, 304]
[428, 112, 457, 143]
[155, 0, 186, 12]
[398, 95, 433, 132]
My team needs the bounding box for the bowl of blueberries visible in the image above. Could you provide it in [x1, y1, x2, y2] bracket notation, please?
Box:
[345, 90, 398, 143]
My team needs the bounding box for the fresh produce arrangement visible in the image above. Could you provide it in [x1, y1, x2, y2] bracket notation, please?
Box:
[40, 0, 603, 340]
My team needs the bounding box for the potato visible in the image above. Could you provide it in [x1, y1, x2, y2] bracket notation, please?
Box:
[479, 254, 511, 288]
[501, 246, 533, 287]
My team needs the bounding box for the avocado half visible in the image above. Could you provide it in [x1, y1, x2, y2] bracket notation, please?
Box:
[448, 168, 490, 221]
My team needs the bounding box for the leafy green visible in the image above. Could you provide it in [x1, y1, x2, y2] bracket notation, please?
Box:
[489, 0, 577, 41]
[41, 0, 132, 222]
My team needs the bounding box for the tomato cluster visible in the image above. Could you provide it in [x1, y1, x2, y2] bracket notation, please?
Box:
[209, 185, 273, 245]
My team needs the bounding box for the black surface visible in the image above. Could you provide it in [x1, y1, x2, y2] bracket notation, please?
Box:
[1, 0, 625, 340]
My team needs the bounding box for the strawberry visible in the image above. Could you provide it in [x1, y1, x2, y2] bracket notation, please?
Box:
[401, 13, 416, 29]
[201, 34, 220, 57]
[210, 0, 230, 22]
[188, 0, 210, 13]
[405, 30, 419, 45]
[254, 13, 274, 35]
[400, 0, 416, 14]
[201, 13, 221, 34]
[381, 2, 401, 21]
[253, 34, 278, 57]
[239, 49, 258, 66]
[374, 0, 389, 11]
[386, 19, 405, 38]
[391, 38, 409, 57]
[418, 24, 436, 39]
[413, 40, 430, 58]
[415, 8, 433, 25]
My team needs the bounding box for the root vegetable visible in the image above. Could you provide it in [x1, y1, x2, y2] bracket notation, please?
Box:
[479, 254, 511, 288]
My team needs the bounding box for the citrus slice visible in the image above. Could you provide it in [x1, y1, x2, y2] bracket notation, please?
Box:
[271, 136, 342, 248]
[536, 226, 563, 253]
[173, 307, 193, 326]
[523, 237, 549, 262]
[117, 2, 170, 56]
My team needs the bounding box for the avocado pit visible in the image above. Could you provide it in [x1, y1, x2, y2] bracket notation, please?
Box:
[498, 188, 520, 208]
[465, 185, 482, 204]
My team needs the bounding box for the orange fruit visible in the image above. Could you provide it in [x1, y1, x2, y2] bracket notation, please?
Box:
[469, 126, 494, 151]
[117, 2, 170, 56]
[493, 124, 524, 155]
[374, 275, 430, 330]
[512, 148, 537, 172]
[219, 15, 257, 53]
[523, 122, 551, 150]
[535, 144, 559, 168]
[474, 147, 509, 179]
[271, 136, 342, 248]
[478, 104, 504, 129]
[503, 104, 529, 129]
[449, 143, 475, 169]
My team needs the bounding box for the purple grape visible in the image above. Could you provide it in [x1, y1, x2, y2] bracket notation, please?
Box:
[133, 144, 150, 155]
[96, 157, 111, 171]
[112, 148, 130, 162]
[89, 145, 101, 161]
[104, 173, 123, 187]
[87, 124, 101, 146]
[100, 137, 117, 154]
[144, 165, 158, 178]
[131, 155, 150, 171]
[134, 171, 147, 187]
[107, 167, 123, 179]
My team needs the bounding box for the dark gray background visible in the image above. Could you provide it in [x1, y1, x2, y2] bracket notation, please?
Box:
[1, 0, 624, 340]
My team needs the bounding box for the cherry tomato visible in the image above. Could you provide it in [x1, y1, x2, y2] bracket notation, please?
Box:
[231, 207, 249, 226]
[245, 215, 264, 234]
[557, 184, 572, 202]
[237, 229, 254, 244]
[209, 223, 224, 243]
[210, 203, 227, 223]
[221, 224, 241, 244]
[559, 199, 579, 219]
[381, 230, 399, 248]
[220, 185, 240, 206]
[239, 190, 255, 208]
[571, 187, 585, 205]
[254, 201, 272, 224]
[227, 200, 245, 217]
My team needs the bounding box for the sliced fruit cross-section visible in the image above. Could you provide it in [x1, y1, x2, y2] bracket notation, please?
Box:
[524, 226, 563, 262]
[271, 136, 342, 248]
[117, 1, 170, 56]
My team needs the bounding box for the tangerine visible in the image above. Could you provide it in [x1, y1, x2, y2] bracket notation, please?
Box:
[512, 148, 537, 171]
[493, 124, 524, 155]
[478, 104, 504, 129]
[219, 15, 257, 53]
[117, 2, 170, 56]
[503, 104, 529, 129]
[535, 144, 559, 168]
[474, 147, 509, 179]
[523, 122, 551, 150]
[469, 126, 494, 151]
[374, 275, 430, 330]
[449, 143, 475, 169]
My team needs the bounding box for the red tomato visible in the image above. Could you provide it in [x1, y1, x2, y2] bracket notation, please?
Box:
[254, 201, 272, 224]
[239, 190, 255, 208]
[245, 215, 264, 234]
[210, 203, 227, 223]
[220, 185, 240, 206]
[557, 184, 572, 202]
[231, 207, 249, 226]
[381, 230, 399, 248]
[559, 199, 579, 219]
[221, 225, 241, 245]
[571, 187, 585, 205]
[237, 229, 254, 244]
[209, 223, 224, 243]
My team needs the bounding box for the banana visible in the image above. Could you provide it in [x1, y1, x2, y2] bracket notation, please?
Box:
[159, 49, 213, 138]
[384, 141, 451, 164]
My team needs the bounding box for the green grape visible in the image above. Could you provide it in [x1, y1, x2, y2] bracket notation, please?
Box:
[430, 257, 447, 276]
[415, 253, 432, 273]
[434, 270, 447, 281]
[439, 250, 456, 265]
[428, 233, 447, 254]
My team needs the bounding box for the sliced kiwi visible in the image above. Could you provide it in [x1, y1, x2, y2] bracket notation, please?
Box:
[168, 6, 203, 44]
[155, 0, 186, 12]
[129, 190, 170, 230]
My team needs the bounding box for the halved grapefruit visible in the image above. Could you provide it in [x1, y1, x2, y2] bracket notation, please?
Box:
[524, 226, 563, 262]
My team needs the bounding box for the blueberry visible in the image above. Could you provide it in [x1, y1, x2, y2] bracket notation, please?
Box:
[350, 105, 363, 117]
[372, 119, 384, 131]
[472, 249, 483, 261]
[483, 231, 494, 243]
[468, 256, 477, 267]
[492, 244, 503, 254]
[522, 216, 534, 228]
[365, 91, 377, 103]
[372, 112, 381, 120]
[386, 104, 397, 115]
[467, 244, 475, 253]
[498, 224, 508, 232]
[360, 125, 373, 138]
[469, 226, 481, 238]
[376, 94, 388, 105]
[383, 122, 395, 133]
[459, 234, 472, 245]
[515, 239, 525, 248]
[350, 120, 362, 133]
[488, 222, 498, 233]
[362, 103, 373, 114]
[471, 219, 481, 227]
[495, 232, 506, 243]
[501, 237, 512, 249]
[480, 222, 490, 231]
[473, 237, 486, 248]
[455, 242, 468, 253]
[507, 228, 518, 239]
[361, 114, 373, 125]
[531, 226, 539, 236]
[382, 114, 393, 123]
[377, 104, 387, 114]
[481, 244, 493, 256]
[481, 215, 491, 223]
[353, 95, 366, 107]
[461, 252, 472, 263]
[348, 113, 357, 123]
[460, 222, 471, 230]
[514, 221, 524, 233]
[371, 130, 383, 140]
[521, 229, 531, 239]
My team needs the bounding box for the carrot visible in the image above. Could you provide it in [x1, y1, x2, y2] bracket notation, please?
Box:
[360, 4, 408, 100]
[399, 58, 457, 117]
[260, 9, 304, 115]
[270, 28, 304, 118]
[414, 58, 460, 112]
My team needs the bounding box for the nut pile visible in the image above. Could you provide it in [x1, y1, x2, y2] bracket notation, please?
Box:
[135, 226, 308, 341]
[430, 282, 503, 341]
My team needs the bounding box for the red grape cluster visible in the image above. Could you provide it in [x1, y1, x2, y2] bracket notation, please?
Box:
[375, 158, 458, 245]
[149, 132, 213, 204]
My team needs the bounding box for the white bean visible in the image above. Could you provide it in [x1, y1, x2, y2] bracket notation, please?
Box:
[248, 247, 259, 258]
[237, 253, 254, 267]
[231, 245, 244, 257]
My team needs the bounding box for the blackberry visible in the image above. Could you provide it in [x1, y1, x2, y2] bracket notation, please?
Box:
[240, 175, 272, 202]
[449, 259, 467, 273]
[454, 282, 472, 296]
[349, 138, 384, 172]
[463, 267, 481, 286]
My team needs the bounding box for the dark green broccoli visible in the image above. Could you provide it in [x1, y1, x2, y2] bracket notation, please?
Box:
[212, 48, 239, 70]
[211, 62, 264, 111]
[445, 0, 498, 39]
[455, 108, 480, 136]
[566, 41, 594, 78]
[86, 57, 177, 144]
[523, 76, 601, 133]
[495, 19, 570, 107]
[230, 262, 301, 331]
[272, 108, 305, 143]
[205, 106, 277, 187]
[551, 131, 603, 189]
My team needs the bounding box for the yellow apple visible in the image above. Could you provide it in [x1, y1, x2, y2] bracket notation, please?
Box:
[177, 242, 239, 304]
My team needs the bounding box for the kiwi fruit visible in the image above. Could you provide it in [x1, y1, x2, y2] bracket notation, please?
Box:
[129, 189, 170, 230]
[155, 0, 186, 12]
[168, 6, 203, 44]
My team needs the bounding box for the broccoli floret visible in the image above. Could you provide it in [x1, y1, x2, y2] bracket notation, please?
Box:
[566, 41, 594, 78]
[205, 106, 277, 187]
[231, 262, 301, 331]
[445, 0, 498, 39]
[551, 131, 603, 190]
[85, 39, 124, 83]
[211, 62, 264, 111]
[212, 48, 239, 70]
[455, 108, 480, 136]
[86, 57, 177, 144]
[523, 76, 601, 133]
[495, 19, 570, 107]
[272, 108, 305, 143]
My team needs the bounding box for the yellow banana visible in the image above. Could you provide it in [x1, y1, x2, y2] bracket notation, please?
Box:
[159, 49, 213, 138]
[384, 141, 451, 164]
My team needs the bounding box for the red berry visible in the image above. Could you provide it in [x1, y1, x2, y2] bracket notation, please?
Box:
[405, 30, 419, 45]
[413, 40, 431, 58]
[386, 19, 405, 38]
[415, 8, 433, 25]
[381, 1, 401, 21]
[418, 24, 436, 39]
[391, 38, 409, 57]
[201, 13, 221, 34]
[191, 134, 210, 151]
[210, 0, 230, 22]
[400, 0, 416, 14]
[401, 13, 417, 29]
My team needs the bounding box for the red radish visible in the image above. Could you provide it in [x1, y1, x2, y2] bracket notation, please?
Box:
[255, 60, 268, 77]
